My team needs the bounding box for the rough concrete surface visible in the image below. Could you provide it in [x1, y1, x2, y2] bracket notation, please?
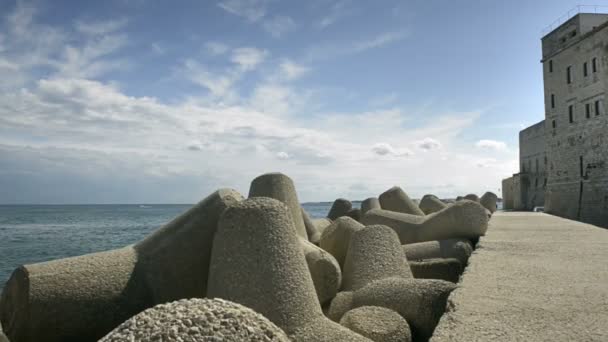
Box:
[419, 195, 447, 215]
[342, 225, 412, 291]
[248, 172, 308, 238]
[207, 198, 369, 342]
[300, 239, 342, 305]
[319, 217, 364, 268]
[328, 277, 455, 341]
[340, 306, 411, 342]
[431, 212, 608, 342]
[361, 201, 488, 244]
[409, 258, 463, 283]
[327, 198, 353, 220]
[99, 298, 290, 342]
[379, 186, 425, 216]
[402, 239, 473, 265]
[361, 197, 381, 215]
[302, 207, 321, 243]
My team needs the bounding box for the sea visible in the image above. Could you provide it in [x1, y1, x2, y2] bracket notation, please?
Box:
[0, 202, 338, 289]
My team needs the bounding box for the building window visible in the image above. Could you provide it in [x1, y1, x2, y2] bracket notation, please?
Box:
[593, 57, 598, 72]
[549, 60, 553, 73]
[528, 160, 531, 172]
[595, 100, 601, 115]
[567, 66, 572, 84]
[522, 163, 525, 172]
[544, 178, 547, 188]
[552, 120, 556, 128]
[584, 62, 588, 77]
[535, 159, 539, 173]
[586, 103, 591, 118]
[569, 105, 574, 123]
[551, 94, 555, 108]
[535, 178, 539, 188]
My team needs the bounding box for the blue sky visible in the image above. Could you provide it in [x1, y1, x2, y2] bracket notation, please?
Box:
[0, 0, 597, 203]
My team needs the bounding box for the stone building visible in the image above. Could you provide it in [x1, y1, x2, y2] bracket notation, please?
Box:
[502, 121, 547, 211]
[504, 13, 608, 227]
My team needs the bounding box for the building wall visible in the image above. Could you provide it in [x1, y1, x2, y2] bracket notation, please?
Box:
[502, 177, 514, 209]
[519, 120, 547, 210]
[541, 14, 608, 227]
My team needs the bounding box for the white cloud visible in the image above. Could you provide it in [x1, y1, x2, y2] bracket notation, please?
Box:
[263, 15, 296, 38]
[475, 139, 507, 150]
[305, 30, 409, 62]
[217, 0, 268, 22]
[415, 138, 442, 151]
[205, 41, 229, 55]
[231, 47, 267, 71]
[315, 0, 353, 29]
[371, 143, 413, 157]
[276, 151, 290, 160]
[180, 59, 237, 99]
[151, 42, 165, 55]
[279, 60, 309, 80]
[353, 30, 408, 52]
[0, 3, 520, 203]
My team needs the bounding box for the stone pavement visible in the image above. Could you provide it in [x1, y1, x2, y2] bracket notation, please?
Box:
[431, 211, 608, 342]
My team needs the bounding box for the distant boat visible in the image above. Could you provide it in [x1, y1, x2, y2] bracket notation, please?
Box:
[139, 205, 151, 208]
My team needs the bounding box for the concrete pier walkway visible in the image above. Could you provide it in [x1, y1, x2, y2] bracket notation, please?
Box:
[431, 211, 608, 342]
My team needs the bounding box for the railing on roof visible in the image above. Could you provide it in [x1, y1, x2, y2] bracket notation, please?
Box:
[541, 5, 608, 36]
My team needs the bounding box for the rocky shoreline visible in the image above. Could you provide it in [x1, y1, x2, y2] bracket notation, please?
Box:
[0, 172, 496, 342]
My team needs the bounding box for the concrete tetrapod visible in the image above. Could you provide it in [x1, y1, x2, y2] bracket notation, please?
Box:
[346, 208, 362, 222]
[312, 218, 332, 237]
[402, 239, 473, 265]
[328, 277, 456, 341]
[300, 238, 342, 305]
[207, 197, 370, 342]
[409, 258, 463, 283]
[248, 172, 308, 238]
[378, 186, 425, 216]
[0, 189, 244, 342]
[327, 198, 353, 220]
[360, 200, 488, 244]
[302, 207, 322, 244]
[340, 306, 411, 342]
[100, 298, 290, 342]
[342, 225, 413, 291]
[418, 194, 447, 215]
[361, 197, 381, 215]
[319, 217, 365, 268]
[463, 194, 479, 202]
[480, 191, 498, 213]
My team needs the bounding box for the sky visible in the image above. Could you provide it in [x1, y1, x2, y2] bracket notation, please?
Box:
[0, 0, 597, 203]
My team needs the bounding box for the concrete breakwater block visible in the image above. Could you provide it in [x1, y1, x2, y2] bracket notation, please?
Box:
[300, 239, 342, 305]
[99, 298, 290, 342]
[328, 277, 456, 341]
[419, 194, 447, 215]
[302, 207, 322, 244]
[342, 225, 413, 291]
[0, 188, 244, 342]
[319, 217, 364, 268]
[409, 258, 464, 283]
[379, 186, 425, 216]
[402, 239, 473, 265]
[361, 197, 380, 215]
[327, 198, 353, 220]
[480, 191, 498, 213]
[248, 172, 308, 239]
[340, 306, 411, 342]
[207, 197, 370, 341]
[361, 200, 488, 244]
[135, 188, 244, 302]
[463, 193, 479, 202]
[346, 208, 362, 221]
